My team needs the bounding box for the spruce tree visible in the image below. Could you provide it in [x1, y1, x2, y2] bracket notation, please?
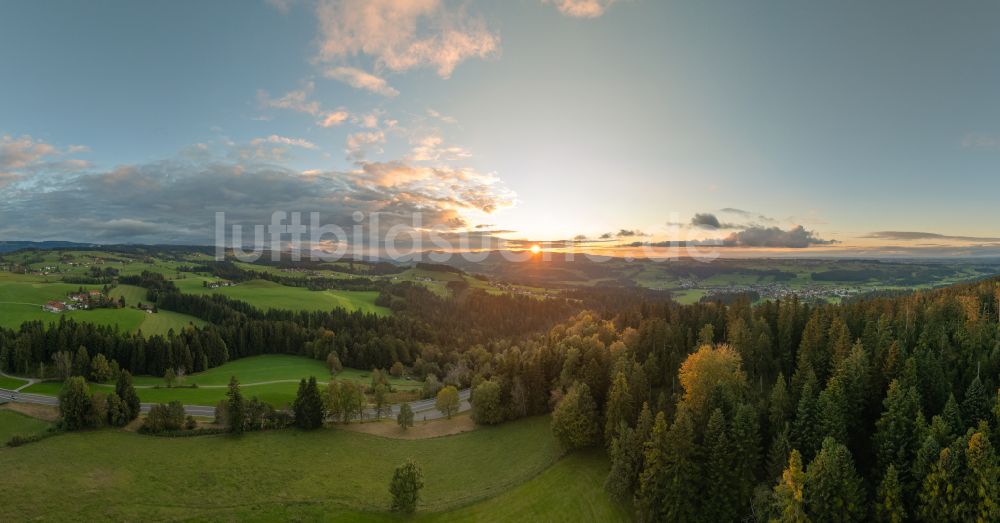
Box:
[874, 380, 921, 483]
[703, 408, 738, 522]
[961, 376, 990, 427]
[804, 437, 865, 523]
[767, 422, 793, 482]
[917, 447, 964, 522]
[115, 370, 141, 422]
[818, 377, 849, 446]
[638, 408, 698, 522]
[874, 464, 905, 523]
[226, 375, 245, 434]
[964, 429, 999, 522]
[769, 372, 792, 437]
[605, 425, 642, 504]
[772, 449, 809, 523]
[793, 379, 822, 461]
[730, 402, 761, 515]
[941, 393, 964, 436]
[604, 371, 634, 444]
[293, 377, 324, 429]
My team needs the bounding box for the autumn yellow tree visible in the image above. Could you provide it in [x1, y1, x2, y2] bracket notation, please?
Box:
[678, 343, 747, 420]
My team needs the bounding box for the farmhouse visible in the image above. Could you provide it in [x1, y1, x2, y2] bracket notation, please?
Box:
[43, 301, 65, 313]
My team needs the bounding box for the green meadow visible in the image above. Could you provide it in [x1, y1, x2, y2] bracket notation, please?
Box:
[0, 416, 628, 521]
[0, 410, 52, 444]
[21, 355, 422, 407]
[174, 278, 391, 316]
[0, 276, 205, 334]
[0, 375, 29, 390]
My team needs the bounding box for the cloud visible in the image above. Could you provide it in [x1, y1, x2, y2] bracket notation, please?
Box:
[723, 225, 835, 248]
[0, 144, 514, 245]
[320, 110, 351, 127]
[325, 66, 399, 97]
[346, 130, 387, 160]
[250, 135, 317, 150]
[314, 0, 500, 78]
[961, 133, 1000, 150]
[615, 229, 645, 237]
[257, 83, 321, 116]
[410, 133, 471, 162]
[0, 135, 90, 188]
[718, 207, 777, 225]
[258, 82, 352, 128]
[599, 232, 613, 239]
[265, 0, 295, 13]
[427, 108, 458, 124]
[543, 0, 618, 18]
[864, 231, 1000, 243]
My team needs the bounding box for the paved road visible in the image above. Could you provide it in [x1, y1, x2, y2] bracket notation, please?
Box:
[0, 372, 471, 421]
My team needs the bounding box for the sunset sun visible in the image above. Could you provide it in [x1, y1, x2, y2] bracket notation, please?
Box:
[530, 244, 542, 254]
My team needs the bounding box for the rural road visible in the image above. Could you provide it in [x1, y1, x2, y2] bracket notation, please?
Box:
[0, 371, 471, 421]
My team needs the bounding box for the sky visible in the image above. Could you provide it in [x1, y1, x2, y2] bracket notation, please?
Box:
[1, 0, 999, 257]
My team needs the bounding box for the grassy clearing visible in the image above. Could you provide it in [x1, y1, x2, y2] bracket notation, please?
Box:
[421, 451, 628, 522]
[0, 409, 52, 443]
[175, 278, 390, 316]
[0, 416, 574, 521]
[0, 375, 28, 390]
[23, 355, 423, 406]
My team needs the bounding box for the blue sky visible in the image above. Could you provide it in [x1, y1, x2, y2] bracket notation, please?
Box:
[2, 0, 999, 255]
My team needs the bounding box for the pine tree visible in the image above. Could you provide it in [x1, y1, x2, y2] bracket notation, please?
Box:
[703, 408, 738, 522]
[804, 437, 865, 523]
[961, 376, 990, 428]
[772, 449, 809, 523]
[874, 464, 905, 523]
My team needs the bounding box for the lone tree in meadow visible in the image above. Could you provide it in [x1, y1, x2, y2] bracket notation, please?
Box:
[471, 379, 504, 425]
[226, 376, 245, 434]
[436, 386, 460, 419]
[389, 459, 424, 513]
[115, 370, 141, 422]
[293, 376, 325, 429]
[397, 402, 414, 431]
[164, 367, 176, 388]
[58, 376, 93, 430]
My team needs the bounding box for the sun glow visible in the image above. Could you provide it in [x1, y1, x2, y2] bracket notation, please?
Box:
[530, 244, 542, 254]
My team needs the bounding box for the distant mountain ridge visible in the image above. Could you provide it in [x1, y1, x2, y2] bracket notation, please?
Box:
[0, 241, 100, 253]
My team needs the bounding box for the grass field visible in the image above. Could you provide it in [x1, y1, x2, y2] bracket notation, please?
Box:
[0, 375, 29, 390]
[0, 416, 617, 521]
[22, 355, 422, 406]
[0, 276, 204, 334]
[0, 409, 52, 443]
[175, 278, 390, 316]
